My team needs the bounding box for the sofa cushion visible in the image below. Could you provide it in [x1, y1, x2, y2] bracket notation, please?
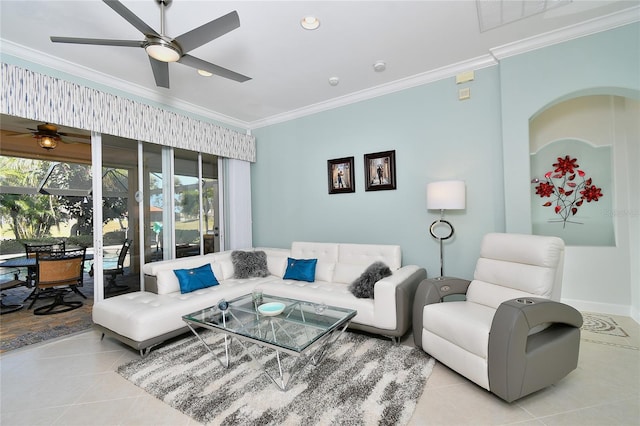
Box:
[212, 251, 235, 280]
[338, 243, 402, 271]
[283, 257, 317, 282]
[422, 300, 495, 359]
[232, 250, 270, 278]
[142, 253, 217, 276]
[474, 233, 564, 301]
[348, 261, 392, 299]
[257, 247, 290, 277]
[174, 264, 219, 294]
[291, 242, 338, 282]
[333, 263, 365, 284]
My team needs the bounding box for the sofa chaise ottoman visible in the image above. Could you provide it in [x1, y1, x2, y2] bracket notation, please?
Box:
[93, 241, 426, 355]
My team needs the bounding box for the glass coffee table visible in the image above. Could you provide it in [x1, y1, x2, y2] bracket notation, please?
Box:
[182, 293, 356, 391]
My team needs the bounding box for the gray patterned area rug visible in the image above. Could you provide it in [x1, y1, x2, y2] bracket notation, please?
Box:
[117, 331, 434, 425]
[581, 312, 629, 337]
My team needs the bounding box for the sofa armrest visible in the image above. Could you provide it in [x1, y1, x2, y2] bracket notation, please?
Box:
[144, 274, 159, 294]
[488, 298, 583, 402]
[412, 277, 471, 347]
[373, 265, 426, 332]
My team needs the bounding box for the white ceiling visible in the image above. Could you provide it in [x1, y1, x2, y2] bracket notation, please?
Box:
[1, 1, 638, 129]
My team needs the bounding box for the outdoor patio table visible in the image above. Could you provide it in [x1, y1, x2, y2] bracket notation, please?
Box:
[0, 253, 94, 268]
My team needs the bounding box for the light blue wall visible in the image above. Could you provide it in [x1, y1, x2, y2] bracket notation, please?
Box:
[251, 66, 504, 278]
[251, 22, 639, 297]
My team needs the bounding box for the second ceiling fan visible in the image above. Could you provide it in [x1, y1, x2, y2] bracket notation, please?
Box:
[50, 0, 251, 88]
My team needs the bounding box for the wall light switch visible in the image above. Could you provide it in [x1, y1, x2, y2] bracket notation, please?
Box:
[458, 87, 471, 100]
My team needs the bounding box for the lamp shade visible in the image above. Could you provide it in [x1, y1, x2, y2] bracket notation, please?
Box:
[427, 180, 466, 210]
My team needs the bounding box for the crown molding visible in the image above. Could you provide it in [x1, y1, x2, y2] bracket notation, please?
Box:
[0, 39, 251, 130]
[490, 5, 640, 60]
[249, 55, 498, 129]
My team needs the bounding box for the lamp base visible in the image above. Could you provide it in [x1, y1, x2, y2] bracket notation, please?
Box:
[429, 218, 456, 279]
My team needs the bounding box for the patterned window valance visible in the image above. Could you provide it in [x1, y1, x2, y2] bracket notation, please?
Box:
[0, 63, 256, 162]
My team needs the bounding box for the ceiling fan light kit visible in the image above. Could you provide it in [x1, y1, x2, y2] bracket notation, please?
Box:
[144, 37, 181, 62]
[36, 135, 60, 150]
[22, 122, 90, 150]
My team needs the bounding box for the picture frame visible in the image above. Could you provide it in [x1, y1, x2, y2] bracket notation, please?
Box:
[327, 157, 355, 194]
[364, 150, 396, 191]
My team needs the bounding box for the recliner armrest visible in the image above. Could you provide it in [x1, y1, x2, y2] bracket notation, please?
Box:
[488, 298, 583, 402]
[412, 277, 471, 347]
[494, 297, 583, 331]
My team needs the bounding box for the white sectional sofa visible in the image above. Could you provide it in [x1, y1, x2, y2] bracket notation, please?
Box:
[93, 242, 426, 355]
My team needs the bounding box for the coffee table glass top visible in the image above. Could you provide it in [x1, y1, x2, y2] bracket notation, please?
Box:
[183, 294, 356, 353]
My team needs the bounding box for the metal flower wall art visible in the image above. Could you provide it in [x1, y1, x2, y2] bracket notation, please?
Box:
[534, 155, 603, 228]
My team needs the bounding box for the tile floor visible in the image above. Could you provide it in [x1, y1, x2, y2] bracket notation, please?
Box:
[0, 313, 638, 426]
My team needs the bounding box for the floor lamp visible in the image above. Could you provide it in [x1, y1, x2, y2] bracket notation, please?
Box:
[426, 180, 466, 279]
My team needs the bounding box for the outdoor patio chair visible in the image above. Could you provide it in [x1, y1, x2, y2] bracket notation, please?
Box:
[24, 241, 65, 286]
[104, 239, 131, 292]
[28, 248, 87, 315]
[1, 279, 26, 314]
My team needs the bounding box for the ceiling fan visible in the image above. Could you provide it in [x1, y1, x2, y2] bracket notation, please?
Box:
[50, 0, 251, 88]
[8, 123, 90, 150]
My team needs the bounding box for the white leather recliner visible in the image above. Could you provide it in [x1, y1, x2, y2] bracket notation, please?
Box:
[413, 233, 583, 402]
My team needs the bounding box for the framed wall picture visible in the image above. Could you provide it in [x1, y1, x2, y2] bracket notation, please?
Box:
[327, 157, 355, 194]
[364, 150, 396, 191]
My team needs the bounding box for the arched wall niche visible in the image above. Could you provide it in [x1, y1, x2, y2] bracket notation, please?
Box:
[528, 94, 638, 246]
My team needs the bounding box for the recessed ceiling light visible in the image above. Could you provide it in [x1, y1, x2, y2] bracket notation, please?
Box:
[197, 69, 213, 77]
[301, 16, 320, 30]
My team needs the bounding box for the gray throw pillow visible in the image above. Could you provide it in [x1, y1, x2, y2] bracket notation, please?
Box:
[348, 261, 392, 299]
[232, 250, 270, 279]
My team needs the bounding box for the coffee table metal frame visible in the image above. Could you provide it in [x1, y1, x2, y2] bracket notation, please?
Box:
[182, 294, 356, 391]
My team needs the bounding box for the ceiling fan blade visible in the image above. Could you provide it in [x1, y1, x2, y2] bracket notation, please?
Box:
[58, 131, 91, 140]
[149, 57, 170, 88]
[174, 10, 240, 54]
[179, 54, 251, 83]
[103, 0, 159, 37]
[51, 36, 144, 48]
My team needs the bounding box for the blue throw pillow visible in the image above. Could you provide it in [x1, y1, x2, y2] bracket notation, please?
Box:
[283, 257, 317, 282]
[174, 264, 219, 294]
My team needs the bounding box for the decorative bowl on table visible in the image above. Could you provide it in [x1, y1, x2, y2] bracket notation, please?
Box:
[258, 302, 285, 316]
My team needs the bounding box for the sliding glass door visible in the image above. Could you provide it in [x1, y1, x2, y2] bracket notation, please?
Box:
[100, 135, 141, 298]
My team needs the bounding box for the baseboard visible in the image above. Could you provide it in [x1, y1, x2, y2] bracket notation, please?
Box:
[562, 298, 633, 318]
